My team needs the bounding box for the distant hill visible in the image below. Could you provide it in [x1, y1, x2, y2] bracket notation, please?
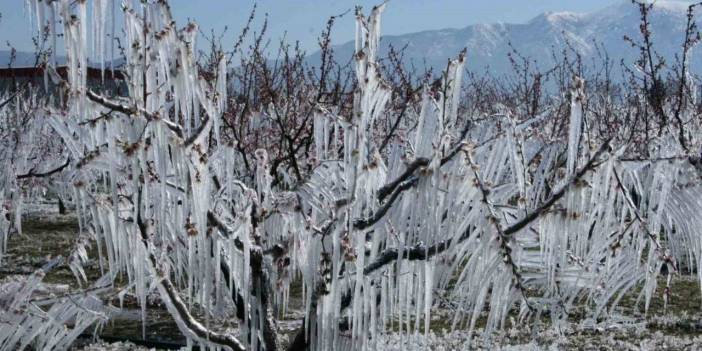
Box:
[4, 1, 700, 80]
[0, 50, 124, 70]
[307, 0, 702, 78]
[0, 50, 59, 68]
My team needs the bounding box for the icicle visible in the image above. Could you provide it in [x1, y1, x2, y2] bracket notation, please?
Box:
[424, 260, 433, 338]
[442, 49, 466, 133]
[414, 91, 442, 159]
[566, 76, 584, 176]
[94, 0, 109, 80]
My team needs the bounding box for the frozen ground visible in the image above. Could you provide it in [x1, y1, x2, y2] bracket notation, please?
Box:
[3, 203, 702, 350]
[373, 321, 702, 350]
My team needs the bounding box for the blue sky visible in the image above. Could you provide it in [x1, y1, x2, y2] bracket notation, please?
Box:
[0, 0, 620, 54]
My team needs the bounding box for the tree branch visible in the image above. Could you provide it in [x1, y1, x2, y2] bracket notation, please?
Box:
[16, 158, 70, 180]
[503, 139, 612, 236]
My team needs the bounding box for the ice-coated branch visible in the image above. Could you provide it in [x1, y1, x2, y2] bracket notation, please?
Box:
[465, 146, 534, 309]
[344, 140, 613, 313]
[135, 196, 247, 351]
[376, 157, 430, 201]
[362, 238, 455, 276]
[503, 139, 612, 236]
[0, 255, 110, 350]
[158, 277, 246, 351]
[286, 237, 452, 351]
[612, 166, 675, 262]
[0, 82, 30, 109]
[358, 151, 467, 229]
[354, 175, 418, 229]
[612, 165, 677, 305]
[16, 158, 70, 179]
[86, 89, 184, 138]
[207, 208, 279, 350]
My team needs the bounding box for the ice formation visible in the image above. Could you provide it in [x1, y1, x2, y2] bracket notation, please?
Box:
[0, 1, 701, 350]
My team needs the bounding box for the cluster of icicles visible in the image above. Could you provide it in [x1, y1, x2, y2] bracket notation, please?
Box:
[2, 1, 702, 350]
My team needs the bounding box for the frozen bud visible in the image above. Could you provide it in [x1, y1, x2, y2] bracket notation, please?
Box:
[255, 149, 269, 165]
[440, 134, 452, 152]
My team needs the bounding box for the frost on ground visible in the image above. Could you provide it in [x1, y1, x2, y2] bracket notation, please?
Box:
[72, 341, 153, 351]
[6, 210, 702, 350]
[373, 325, 702, 350]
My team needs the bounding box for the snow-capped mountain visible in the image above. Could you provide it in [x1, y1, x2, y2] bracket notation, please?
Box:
[2, 1, 698, 79]
[310, 0, 702, 77]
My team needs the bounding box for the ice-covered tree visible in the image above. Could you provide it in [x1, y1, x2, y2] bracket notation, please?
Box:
[2, 1, 702, 350]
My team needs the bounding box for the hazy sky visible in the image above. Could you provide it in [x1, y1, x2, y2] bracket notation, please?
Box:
[0, 0, 621, 54]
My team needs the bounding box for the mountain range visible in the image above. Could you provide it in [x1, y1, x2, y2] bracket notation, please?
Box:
[2, 1, 700, 79]
[309, 0, 702, 78]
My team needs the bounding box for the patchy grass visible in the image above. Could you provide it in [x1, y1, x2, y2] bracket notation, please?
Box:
[6, 212, 702, 349]
[6, 212, 104, 284]
[2, 213, 79, 282]
[615, 275, 701, 320]
[2, 212, 187, 348]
